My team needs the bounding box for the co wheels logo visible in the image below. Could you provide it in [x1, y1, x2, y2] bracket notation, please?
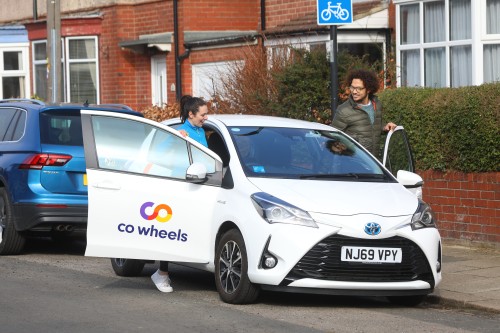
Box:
[140, 201, 173, 222]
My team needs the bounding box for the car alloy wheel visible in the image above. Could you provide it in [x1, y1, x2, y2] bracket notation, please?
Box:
[215, 229, 259, 304]
[0, 188, 25, 255]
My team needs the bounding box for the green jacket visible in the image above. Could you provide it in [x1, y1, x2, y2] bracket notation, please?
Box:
[332, 95, 384, 158]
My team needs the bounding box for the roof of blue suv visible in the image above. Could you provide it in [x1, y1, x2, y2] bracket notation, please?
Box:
[0, 99, 143, 116]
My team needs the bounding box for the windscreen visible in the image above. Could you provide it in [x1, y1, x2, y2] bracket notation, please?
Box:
[229, 126, 393, 182]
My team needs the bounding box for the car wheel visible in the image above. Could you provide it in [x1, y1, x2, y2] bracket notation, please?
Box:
[387, 295, 426, 306]
[0, 188, 25, 255]
[215, 229, 259, 304]
[110, 258, 146, 276]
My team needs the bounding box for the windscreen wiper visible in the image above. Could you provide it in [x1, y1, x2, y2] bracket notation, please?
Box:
[299, 173, 388, 180]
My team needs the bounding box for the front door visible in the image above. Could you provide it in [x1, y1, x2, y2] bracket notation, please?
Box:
[81, 110, 222, 263]
[151, 55, 167, 106]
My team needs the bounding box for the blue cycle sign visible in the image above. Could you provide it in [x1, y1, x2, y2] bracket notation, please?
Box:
[317, 0, 353, 25]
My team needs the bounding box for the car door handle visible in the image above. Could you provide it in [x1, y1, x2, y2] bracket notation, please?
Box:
[93, 181, 121, 190]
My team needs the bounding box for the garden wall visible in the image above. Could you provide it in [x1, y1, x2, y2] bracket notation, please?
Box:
[419, 170, 500, 247]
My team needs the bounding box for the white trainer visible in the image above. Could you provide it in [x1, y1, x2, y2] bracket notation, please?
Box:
[151, 269, 173, 293]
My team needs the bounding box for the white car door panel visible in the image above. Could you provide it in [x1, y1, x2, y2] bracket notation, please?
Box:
[81, 110, 221, 263]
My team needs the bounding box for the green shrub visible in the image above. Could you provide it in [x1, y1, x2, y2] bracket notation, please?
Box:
[380, 84, 500, 172]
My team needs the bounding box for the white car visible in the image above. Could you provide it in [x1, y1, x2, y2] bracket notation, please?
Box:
[81, 111, 442, 305]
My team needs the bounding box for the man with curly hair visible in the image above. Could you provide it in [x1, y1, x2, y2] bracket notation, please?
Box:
[332, 69, 396, 159]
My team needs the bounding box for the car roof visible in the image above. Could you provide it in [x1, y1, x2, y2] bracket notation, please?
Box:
[165, 114, 337, 131]
[0, 99, 142, 116]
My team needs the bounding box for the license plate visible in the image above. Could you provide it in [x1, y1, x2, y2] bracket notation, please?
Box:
[83, 174, 87, 186]
[341, 246, 402, 263]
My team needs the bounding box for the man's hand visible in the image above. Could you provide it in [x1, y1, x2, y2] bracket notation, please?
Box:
[384, 122, 397, 132]
[178, 129, 188, 137]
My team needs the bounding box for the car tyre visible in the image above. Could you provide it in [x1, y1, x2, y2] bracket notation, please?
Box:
[0, 188, 25, 255]
[215, 229, 259, 304]
[387, 295, 426, 306]
[110, 258, 146, 276]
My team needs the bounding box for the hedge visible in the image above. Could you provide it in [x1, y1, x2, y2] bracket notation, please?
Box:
[379, 84, 500, 172]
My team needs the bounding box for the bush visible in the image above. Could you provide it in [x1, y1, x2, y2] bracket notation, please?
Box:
[380, 84, 500, 172]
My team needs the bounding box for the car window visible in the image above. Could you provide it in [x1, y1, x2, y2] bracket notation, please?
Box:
[230, 126, 391, 181]
[0, 107, 26, 142]
[40, 111, 83, 146]
[384, 129, 415, 175]
[91, 115, 217, 180]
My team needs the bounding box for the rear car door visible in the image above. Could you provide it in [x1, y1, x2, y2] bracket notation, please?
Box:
[81, 110, 222, 263]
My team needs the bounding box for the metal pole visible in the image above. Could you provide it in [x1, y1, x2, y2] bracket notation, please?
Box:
[46, 0, 61, 103]
[330, 25, 338, 122]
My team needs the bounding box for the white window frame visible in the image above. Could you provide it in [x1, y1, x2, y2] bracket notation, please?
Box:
[395, 0, 500, 86]
[0, 43, 30, 99]
[65, 36, 100, 104]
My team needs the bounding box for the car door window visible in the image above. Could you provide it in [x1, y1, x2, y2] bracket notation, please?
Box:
[91, 115, 218, 180]
[383, 127, 415, 176]
[0, 107, 26, 142]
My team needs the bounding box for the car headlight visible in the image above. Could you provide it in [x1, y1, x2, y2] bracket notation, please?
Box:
[411, 199, 437, 230]
[251, 192, 318, 228]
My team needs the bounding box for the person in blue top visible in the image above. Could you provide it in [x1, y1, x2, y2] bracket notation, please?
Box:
[151, 95, 209, 293]
[177, 95, 209, 147]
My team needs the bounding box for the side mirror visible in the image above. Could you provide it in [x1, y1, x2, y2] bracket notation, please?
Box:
[396, 170, 424, 199]
[186, 162, 207, 183]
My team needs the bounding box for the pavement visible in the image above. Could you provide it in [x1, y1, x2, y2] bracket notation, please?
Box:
[427, 240, 500, 313]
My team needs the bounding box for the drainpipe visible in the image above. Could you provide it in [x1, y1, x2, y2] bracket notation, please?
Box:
[174, 0, 188, 101]
[173, 0, 180, 101]
[33, 0, 38, 20]
[261, 0, 266, 31]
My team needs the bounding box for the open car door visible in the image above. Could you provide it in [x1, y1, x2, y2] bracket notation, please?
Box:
[382, 126, 424, 198]
[81, 110, 222, 263]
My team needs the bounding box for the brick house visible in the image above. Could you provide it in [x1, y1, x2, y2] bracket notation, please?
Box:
[0, 0, 393, 110]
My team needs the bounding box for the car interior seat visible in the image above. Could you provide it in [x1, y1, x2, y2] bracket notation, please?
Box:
[67, 119, 83, 145]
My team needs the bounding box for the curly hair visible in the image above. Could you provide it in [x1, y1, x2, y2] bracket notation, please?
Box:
[345, 69, 380, 96]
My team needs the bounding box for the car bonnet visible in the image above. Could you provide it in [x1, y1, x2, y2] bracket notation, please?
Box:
[247, 178, 418, 217]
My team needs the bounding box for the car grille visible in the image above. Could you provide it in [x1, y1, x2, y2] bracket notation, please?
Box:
[283, 235, 435, 287]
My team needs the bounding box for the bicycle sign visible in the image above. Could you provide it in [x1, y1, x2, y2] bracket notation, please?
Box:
[317, 0, 353, 25]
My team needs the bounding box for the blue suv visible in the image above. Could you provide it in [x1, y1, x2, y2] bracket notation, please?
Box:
[0, 99, 142, 254]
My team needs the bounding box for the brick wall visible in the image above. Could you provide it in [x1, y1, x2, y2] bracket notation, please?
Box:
[420, 170, 500, 246]
[265, 0, 317, 29]
[182, 0, 259, 31]
[100, 1, 171, 110]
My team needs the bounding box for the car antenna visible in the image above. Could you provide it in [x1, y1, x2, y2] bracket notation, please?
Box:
[83, 100, 89, 107]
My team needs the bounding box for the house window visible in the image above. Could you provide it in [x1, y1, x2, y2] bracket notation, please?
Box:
[400, 4, 419, 45]
[486, 0, 500, 34]
[424, 1, 445, 43]
[485, 0, 500, 82]
[67, 37, 98, 104]
[1, 49, 29, 99]
[32, 36, 98, 103]
[397, 0, 500, 86]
